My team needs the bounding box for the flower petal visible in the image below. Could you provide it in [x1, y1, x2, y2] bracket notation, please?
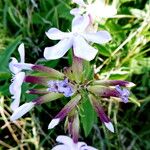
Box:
[46, 28, 71, 40]
[72, 15, 90, 32]
[9, 72, 25, 93]
[104, 122, 114, 133]
[84, 146, 98, 150]
[77, 142, 87, 148]
[56, 135, 73, 146]
[52, 145, 69, 150]
[44, 38, 73, 60]
[83, 31, 112, 44]
[73, 36, 98, 61]
[78, 142, 98, 150]
[13, 63, 33, 70]
[115, 85, 130, 103]
[9, 58, 20, 74]
[48, 118, 60, 129]
[9, 72, 25, 111]
[10, 102, 35, 121]
[10, 88, 21, 111]
[18, 43, 25, 63]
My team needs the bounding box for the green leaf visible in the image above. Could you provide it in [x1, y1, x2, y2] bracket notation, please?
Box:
[0, 37, 21, 67]
[95, 44, 111, 57]
[80, 94, 96, 137]
[0, 37, 21, 79]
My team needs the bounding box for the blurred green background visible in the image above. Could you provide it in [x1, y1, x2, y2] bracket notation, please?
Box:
[0, 0, 150, 149]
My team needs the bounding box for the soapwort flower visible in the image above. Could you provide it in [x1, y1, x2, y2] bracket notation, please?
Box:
[9, 43, 26, 111]
[10, 53, 134, 142]
[71, 0, 117, 22]
[52, 135, 97, 150]
[44, 14, 111, 61]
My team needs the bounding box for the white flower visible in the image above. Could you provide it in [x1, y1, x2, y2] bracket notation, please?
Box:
[52, 135, 98, 150]
[71, 0, 117, 21]
[44, 15, 111, 61]
[9, 43, 26, 111]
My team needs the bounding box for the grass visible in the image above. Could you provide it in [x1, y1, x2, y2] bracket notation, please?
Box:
[0, 0, 150, 149]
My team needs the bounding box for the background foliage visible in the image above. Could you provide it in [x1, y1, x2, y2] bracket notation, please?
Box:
[0, 0, 150, 149]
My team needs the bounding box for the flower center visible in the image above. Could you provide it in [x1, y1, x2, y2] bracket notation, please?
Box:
[47, 79, 74, 97]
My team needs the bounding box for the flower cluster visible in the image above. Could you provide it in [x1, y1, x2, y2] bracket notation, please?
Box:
[9, 0, 134, 149]
[9, 46, 134, 147]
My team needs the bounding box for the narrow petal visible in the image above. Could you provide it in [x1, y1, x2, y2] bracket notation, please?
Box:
[48, 118, 60, 129]
[44, 38, 73, 60]
[9, 72, 25, 93]
[9, 58, 20, 74]
[83, 31, 112, 44]
[13, 63, 33, 70]
[46, 28, 71, 40]
[9, 72, 25, 111]
[18, 43, 25, 63]
[10, 102, 35, 121]
[72, 15, 90, 32]
[73, 36, 98, 61]
[10, 88, 21, 111]
[104, 122, 114, 133]
[56, 135, 73, 146]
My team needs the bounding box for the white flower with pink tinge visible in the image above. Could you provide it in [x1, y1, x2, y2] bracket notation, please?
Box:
[71, 0, 117, 21]
[52, 135, 98, 150]
[44, 15, 111, 61]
